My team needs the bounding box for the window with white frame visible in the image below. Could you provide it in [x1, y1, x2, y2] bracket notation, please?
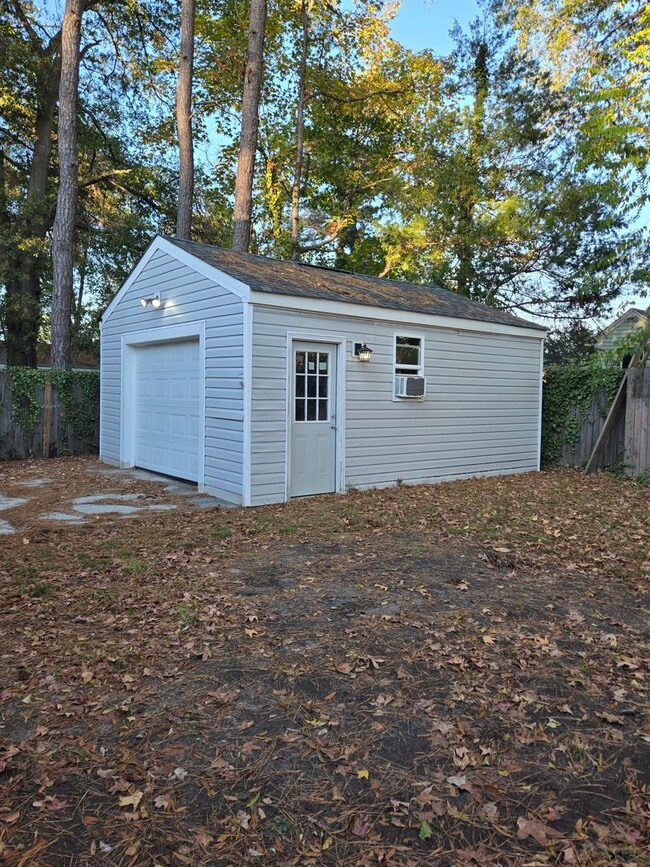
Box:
[394, 334, 423, 376]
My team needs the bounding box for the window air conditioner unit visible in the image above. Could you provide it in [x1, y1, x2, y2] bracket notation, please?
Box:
[395, 375, 426, 398]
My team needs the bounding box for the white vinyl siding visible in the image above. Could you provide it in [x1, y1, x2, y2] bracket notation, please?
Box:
[100, 248, 245, 504]
[250, 305, 542, 505]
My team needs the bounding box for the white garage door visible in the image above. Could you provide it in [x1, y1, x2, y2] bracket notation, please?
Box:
[135, 340, 200, 482]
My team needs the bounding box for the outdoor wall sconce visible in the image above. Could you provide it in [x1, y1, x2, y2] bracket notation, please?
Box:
[354, 342, 373, 362]
[140, 292, 162, 309]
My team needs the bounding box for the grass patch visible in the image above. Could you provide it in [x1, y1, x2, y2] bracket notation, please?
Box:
[12, 565, 41, 582]
[276, 524, 299, 535]
[175, 599, 201, 626]
[78, 554, 114, 571]
[28, 581, 55, 598]
[211, 527, 233, 539]
[125, 558, 155, 576]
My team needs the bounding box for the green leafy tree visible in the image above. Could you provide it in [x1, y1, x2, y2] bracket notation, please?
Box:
[0, 0, 180, 364]
[544, 322, 597, 365]
[380, 11, 649, 317]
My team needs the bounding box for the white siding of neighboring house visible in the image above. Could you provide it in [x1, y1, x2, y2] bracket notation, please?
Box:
[100, 248, 245, 504]
[250, 305, 543, 506]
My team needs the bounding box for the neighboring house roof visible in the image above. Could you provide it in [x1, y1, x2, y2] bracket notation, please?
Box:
[596, 307, 649, 350]
[164, 236, 546, 333]
[0, 344, 99, 369]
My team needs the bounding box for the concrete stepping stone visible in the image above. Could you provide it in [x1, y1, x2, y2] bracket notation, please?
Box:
[72, 502, 177, 515]
[0, 518, 16, 535]
[11, 478, 49, 488]
[0, 495, 29, 511]
[164, 482, 197, 495]
[41, 512, 87, 524]
[73, 503, 141, 515]
[187, 496, 226, 509]
[72, 494, 145, 505]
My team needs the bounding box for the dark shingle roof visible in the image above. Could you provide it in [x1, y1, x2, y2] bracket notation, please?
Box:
[164, 236, 546, 332]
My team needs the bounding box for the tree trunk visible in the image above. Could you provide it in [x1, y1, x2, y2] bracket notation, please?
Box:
[455, 40, 488, 299]
[72, 237, 88, 338]
[176, 0, 194, 240]
[232, 0, 267, 253]
[51, 0, 84, 370]
[290, 0, 309, 261]
[4, 32, 62, 367]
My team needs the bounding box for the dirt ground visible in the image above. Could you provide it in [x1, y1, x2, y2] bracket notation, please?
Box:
[0, 458, 648, 866]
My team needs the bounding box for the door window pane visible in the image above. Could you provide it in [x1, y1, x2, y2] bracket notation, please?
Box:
[295, 348, 331, 423]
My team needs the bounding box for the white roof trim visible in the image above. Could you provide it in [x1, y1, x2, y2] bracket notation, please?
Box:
[158, 237, 251, 300]
[249, 293, 547, 339]
[100, 236, 251, 326]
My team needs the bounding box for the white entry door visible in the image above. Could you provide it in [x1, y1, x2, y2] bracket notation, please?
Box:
[134, 339, 200, 482]
[290, 342, 337, 497]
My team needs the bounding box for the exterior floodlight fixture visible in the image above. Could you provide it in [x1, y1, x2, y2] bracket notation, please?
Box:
[354, 342, 373, 362]
[140, 292, 162, 309]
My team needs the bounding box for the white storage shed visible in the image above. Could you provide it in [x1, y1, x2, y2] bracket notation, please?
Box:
[99, 235, 546, 506]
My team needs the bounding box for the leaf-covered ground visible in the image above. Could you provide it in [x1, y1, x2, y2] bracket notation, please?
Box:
[1, 458, 648, 866]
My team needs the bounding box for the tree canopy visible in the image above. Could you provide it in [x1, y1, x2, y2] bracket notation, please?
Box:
[0, 0, 648, 362]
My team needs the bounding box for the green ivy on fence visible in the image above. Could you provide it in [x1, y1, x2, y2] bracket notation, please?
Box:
[6, 367, 43, 438]
[541, 360, 622, 466]
[49, 370, 100, 447]
[6, 367, 100, 450]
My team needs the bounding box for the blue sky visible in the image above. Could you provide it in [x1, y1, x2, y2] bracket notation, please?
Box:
[390, 0, 479, 54]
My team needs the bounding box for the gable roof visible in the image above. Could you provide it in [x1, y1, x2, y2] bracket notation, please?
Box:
[597, 307, 649, 339]
[164, 236, 546, 333]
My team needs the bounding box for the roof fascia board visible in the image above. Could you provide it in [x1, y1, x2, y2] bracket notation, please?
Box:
[249, 292, 547, 339]
[101, 236, 251, 326]
[156, 237, 251, 300]
[101, 236, 160, 326]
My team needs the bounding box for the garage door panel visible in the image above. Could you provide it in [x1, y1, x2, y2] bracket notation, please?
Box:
[169, 413, 190, 436]
[153, 377, 170, 400]
[170, 377, 186, 400]
[152, 412, 170, 435]
[134, 340, 200, 482]
[136, 413, 153, 435]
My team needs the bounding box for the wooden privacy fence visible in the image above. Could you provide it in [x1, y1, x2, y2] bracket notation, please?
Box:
[555, 387, 626, 469]
[0, 370, 99, 460]
[554, 368, 650, 478]
[584, 366, 650, 477]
